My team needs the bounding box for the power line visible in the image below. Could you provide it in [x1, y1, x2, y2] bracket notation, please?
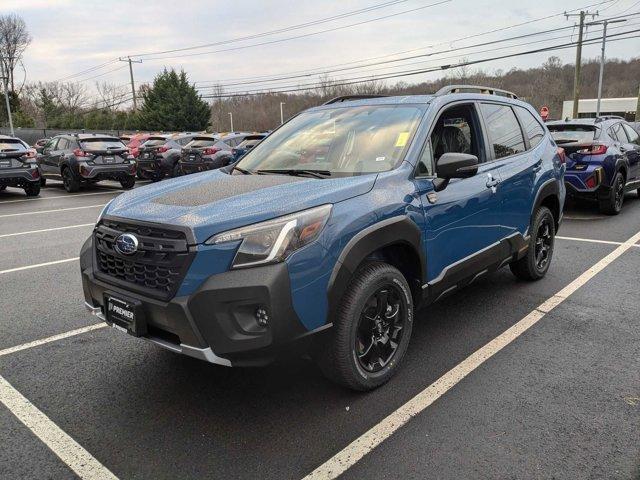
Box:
[199, 28, 640, 98]
[138, 0, 452, 61]
[128, 0, 420, 58]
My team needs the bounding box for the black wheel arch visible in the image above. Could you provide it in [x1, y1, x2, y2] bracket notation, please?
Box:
[531, 178, 561, 232]
[327, 216, 426, 316]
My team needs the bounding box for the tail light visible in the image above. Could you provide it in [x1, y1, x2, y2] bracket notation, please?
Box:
[25, 148, 36, 158]
[203, 147, 221, 155]
[73, 148, 87, 157]
[556, 147, 566, 164]
[157, 145, 169, 153]
[577, 144, 607, 155]
[29, 168, 40, 179]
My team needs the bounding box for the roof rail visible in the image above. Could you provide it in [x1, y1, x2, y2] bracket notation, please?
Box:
[595, 115, 625, 122]
[323, 94, 388, 105]
[435, 85, 519, 99]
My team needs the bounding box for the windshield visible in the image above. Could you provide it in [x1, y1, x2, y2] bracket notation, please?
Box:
[186, 137, 219, 148]
[79, 139, 126, 151]
[236, 105, 424, 176]
[0, 139, 27, 151]
[548, 125, 596, 143]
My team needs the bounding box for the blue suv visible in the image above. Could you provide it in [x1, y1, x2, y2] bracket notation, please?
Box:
[81, 86, 565, 390]
[547, 117, 640, 214]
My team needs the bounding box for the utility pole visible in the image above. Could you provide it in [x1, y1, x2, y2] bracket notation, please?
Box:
[565, 10, 598, 118]
[280, 102, 286, 124]
[119, 57, 142, 111]
[0, 56, 14, 136]
[589, 18, 626, 116]
[228, 112, 234, 132]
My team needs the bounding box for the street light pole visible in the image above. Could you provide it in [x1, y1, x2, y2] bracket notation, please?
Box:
[0, 57, 14, 136]
[229, 112, 234, 132]
[589, 18, 626, 117]
[280, 102, 286, 124]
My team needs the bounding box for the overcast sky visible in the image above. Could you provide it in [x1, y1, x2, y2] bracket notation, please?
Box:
[7, 0, 640, 102]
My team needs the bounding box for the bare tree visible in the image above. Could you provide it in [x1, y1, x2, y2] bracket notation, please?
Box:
[0, 14, 32, 92]
[95, 82, 130, 110]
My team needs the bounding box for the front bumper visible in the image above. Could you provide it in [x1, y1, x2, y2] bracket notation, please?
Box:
[80, 236, 311, 366]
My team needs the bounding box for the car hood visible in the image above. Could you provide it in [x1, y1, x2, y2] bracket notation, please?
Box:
[106, 170, 376, 243]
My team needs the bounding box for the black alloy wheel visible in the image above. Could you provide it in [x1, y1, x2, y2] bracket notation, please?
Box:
[355, 286, 406, 373]
[534, 218, 553, 271]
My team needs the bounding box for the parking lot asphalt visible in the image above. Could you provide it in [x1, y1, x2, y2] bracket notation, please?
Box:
[0, 180, 639, 480]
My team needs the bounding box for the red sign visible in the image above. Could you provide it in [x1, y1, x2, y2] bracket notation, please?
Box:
[540, 106, 549, 121]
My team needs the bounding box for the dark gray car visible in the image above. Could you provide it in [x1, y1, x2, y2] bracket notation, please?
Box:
[177, 133, 249, 175]
[0, 135, 41, 196]
[137, 133, 198, 181]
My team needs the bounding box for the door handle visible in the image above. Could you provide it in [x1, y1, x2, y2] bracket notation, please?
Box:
[486, 176, 500, 188]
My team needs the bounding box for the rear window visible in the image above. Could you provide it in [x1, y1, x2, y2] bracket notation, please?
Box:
[547, 125, 596, 143]
[79, 139, 126, 150]
[0, 139, 27, 151]
[186, 137, 219, 148]
[143, 137, 169, 146]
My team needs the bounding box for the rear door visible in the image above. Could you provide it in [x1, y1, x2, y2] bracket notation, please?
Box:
[479, 102, 538, 238]
[40, 137, 60, 175]
[621, 123, 640, 180]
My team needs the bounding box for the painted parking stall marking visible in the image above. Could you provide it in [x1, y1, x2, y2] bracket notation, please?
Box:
[0, 223, 94, 238]
[0, 204, 106, 218]
[0, 257, 78, 275]
[302, 229, 640, 480]
[0, 189, 122, 205]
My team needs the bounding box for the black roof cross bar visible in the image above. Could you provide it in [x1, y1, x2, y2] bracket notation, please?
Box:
[435, 85, 519, 99]
[323, 94, 389, 105]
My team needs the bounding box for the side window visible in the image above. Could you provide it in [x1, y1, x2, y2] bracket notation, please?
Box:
[480, 103, 526, 159]
[57, 139, 69, 150]
[430, 103, 485, 165]
[622, 124, 640, 145]
[515, 106, 545, 149]
[416, 139, 434, 177]
[46, 138, 58, 150]
[609, 123, 623, 142]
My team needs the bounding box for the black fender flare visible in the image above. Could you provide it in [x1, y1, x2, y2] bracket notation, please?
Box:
[614, 156, 629, 180]
[61, 157, 77, 175]
[531, 178, 560, 230]
[326, 215, 425, 315]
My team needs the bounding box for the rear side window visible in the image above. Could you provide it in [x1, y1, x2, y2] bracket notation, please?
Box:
[547, 125, 596, 143]
[0, 139, 27, 151]
[80, 139, 126, 150]
[480, 103, 526, 159]
[608, 123, 624, 142]
[57, 139, 69, 150]
[622, 124, 640, 145]
[515, 107, 545, 148]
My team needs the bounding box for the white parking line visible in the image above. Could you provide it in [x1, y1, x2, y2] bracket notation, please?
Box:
[0, 324, 107, 358]
[303, 229, 640, 480]
[0, 258, 78, 275]
[557, 235, 640, 247]
[0, 224, 94, 239]
[0, 190, 122, 205]
[0, 374, 118, 480]
[0, 204, 105, 219]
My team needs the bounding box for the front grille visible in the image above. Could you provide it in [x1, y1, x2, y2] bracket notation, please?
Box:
[94, 219, 194, 300]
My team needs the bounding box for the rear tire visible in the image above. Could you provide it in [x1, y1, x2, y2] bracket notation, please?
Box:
[510, 206, 555, 281]
[0, 185, 6, 191]
[599, 171, 625, 215]
[172, 163, 182, 177]
[317, 261, 413, 391]
[119, 176, 135, 190]
[24, 182, 41, 197]
[62, 167, 80, 193]
[40, 177, 47, 187]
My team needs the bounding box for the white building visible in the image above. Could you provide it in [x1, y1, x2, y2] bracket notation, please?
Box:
[561, 97, 638, 121]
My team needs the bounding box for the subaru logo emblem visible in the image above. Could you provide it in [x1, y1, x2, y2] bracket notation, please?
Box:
[114, 233, 139, 256]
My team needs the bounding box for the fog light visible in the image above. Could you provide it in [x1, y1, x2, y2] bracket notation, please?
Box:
[255, 307, 269, 327]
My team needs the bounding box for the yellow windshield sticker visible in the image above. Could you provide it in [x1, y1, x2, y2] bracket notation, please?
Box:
[395, 132, 410, 147]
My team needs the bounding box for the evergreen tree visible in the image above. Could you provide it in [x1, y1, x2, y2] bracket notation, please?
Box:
[138, 69, 210, 131]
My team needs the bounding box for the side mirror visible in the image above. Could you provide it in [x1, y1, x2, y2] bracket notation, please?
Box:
[433, 153, 479, 191]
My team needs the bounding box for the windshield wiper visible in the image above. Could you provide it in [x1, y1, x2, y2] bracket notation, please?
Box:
[233, 166, 253, 175]
[256, 169, 331, 179]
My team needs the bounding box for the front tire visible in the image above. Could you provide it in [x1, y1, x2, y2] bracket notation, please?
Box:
[599, 171, 625, 215]
[24, 182, 41, 197]
[510, 206, 555, 281]
[317, 261, 414, 391]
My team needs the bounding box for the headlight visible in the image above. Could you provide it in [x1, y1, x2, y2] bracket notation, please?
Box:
[207, 204, 332, 268]
[96, 199, 114, 224]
